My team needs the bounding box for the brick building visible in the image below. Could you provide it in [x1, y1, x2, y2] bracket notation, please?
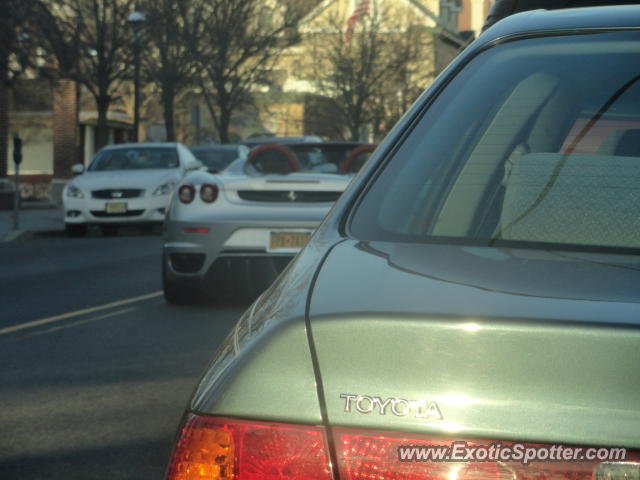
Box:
[458, 0, 494, 38]
[4, 78, 132, 203]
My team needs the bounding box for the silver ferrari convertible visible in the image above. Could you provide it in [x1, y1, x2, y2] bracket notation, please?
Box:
[162, 140, 375, 304]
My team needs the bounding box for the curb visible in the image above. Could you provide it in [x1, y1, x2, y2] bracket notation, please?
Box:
[0, 229, 66, 243]
[1, 229, 31, 244]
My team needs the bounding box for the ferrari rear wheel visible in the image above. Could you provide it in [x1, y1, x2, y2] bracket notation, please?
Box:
[163, 279, 191, 305]
[163, 260, 196, 305]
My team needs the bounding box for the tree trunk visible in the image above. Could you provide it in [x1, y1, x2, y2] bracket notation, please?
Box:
[201, 87, 223, 143]
[162, 87, 176, 141]
[95, 94, 111, 150]
[347, 105, 363, 141]
[349, 122, 361, 142]
[52, 78, 79, 178]
[202, 87, 233, 144]
[217, 108, 231, 144]
[0, 58, 9, 178]
[371, 109, 385, 141]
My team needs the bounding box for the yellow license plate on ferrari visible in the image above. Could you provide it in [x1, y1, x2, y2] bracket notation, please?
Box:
[105, 202, 127, 214]
[268, 232, 311, 251]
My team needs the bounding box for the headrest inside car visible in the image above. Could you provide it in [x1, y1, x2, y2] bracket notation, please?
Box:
[614, 129, 640, 157]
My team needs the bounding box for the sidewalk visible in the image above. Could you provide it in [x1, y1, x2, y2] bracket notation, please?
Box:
[0, 201, 64, 243]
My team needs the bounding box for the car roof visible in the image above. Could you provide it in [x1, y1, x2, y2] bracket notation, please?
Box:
[190, 144, 240, 151]
[477, 5, 640, 47]
[482, 0, 640, 31]
[240, 136, 323, 146]
[100, 142, 180, 150]
[283, 142, 369, 149]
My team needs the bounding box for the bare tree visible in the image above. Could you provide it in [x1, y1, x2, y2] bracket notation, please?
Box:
[369, 23, 434, 140]
[307, 6, 430, 141]
[304, 94, 348, 140]
[188, 0, 305, 143]
[35, 0, 135, 149]
[0, 0, 39, 178]
[141, 0, 197, 141]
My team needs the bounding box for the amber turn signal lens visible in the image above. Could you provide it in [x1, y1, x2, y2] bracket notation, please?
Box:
[166, 415, 332, 480]
[167, 415, 234, 480]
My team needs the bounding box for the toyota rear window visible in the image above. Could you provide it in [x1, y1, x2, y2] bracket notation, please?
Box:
[349, 31, 640, 253]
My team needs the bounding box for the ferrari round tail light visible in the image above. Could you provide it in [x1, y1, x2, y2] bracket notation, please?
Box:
[200, 183, 219, 203]
[178, 185, 195, 204]
[166, 414, 333, 480]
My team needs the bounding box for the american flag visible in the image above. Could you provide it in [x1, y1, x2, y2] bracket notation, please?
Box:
[343, 0, 371, 43]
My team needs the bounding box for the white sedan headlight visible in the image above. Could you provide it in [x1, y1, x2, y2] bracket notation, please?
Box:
[153, 181, 175, 196]
[66, 183, 84, 198]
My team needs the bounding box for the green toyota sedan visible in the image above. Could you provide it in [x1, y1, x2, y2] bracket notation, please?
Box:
[166, 5, 640, 480]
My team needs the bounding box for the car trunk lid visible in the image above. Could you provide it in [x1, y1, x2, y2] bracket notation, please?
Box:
[222, 174, 351, 206]
[308, 240, 640, 448]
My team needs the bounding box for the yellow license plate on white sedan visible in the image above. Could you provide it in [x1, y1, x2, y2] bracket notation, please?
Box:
[105, 202, 127, 214]
[268, 232, 311, 252]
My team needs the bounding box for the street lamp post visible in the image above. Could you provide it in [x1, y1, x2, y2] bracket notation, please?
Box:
[128, 5, 146, 142]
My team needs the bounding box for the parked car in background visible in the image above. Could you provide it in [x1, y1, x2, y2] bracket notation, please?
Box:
[162, 140, 376, 304]
[189, 144, 249, 173]
[167, 5, 640, 480]
[240, 135, 322, 148]
[63, 143, 202, 237]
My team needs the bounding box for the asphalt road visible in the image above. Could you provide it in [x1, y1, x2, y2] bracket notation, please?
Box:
[0, 230, 244, 479]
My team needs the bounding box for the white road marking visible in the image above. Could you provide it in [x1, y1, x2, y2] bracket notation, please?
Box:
[0, 291, 162, 336]
[25, 307, 136, 337]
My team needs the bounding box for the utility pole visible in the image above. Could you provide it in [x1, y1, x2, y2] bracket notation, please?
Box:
[128, 5, 146, 142]
[12, 134, 22, 230]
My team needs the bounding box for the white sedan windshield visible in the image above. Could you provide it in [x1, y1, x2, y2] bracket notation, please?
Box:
[89, 147, 179, 171]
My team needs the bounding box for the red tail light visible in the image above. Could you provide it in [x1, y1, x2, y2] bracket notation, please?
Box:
[334, 428, 639, 480]
[178, 185, 195, 204]
[200, 183, 219, 203]
[167, 415, 638, 480]
[183, 227, 210, 234]
[166, 414, 333, 480]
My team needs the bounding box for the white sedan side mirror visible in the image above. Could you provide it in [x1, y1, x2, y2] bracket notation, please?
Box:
[186, 160, 203, 171]
[71, 163, 85, 175]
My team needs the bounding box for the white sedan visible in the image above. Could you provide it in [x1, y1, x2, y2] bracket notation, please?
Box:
[63, 142, 202, 237]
